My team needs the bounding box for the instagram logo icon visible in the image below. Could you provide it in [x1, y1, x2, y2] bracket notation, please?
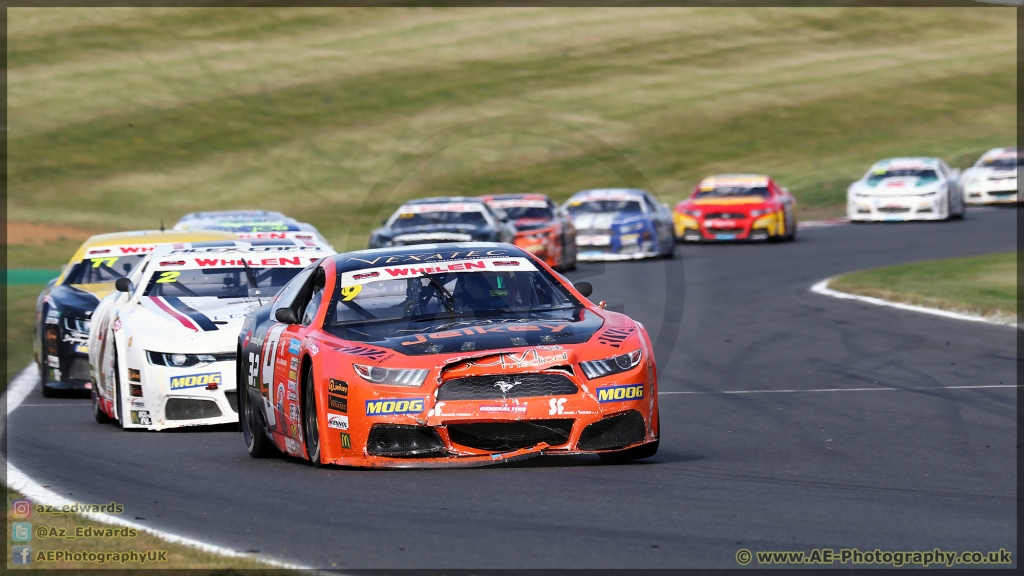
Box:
[12, 499, 32, 518]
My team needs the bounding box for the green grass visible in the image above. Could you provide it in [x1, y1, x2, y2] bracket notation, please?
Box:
[7, 7, 1016, 255]
[6, 285, 43, 384]
[830, 252, 1018, 322]
[6, 488, 283, 571]
[4, 8, 1018, 381]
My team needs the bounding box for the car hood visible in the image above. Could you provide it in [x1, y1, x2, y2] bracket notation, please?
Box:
[966, 167, 1017, 179]
[688, 196, 767, 206]
[327, 309, 607, 356]
[571, 212, 647, 230]
[48, 284, 104, 318]
[513, 218, 555, 232]
[373, 224, 490, 242]
[856, 176, 941, 195]
[137, 296, 263, 334]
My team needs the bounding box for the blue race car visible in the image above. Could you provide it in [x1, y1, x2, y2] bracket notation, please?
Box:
[562, 189, 675, 261]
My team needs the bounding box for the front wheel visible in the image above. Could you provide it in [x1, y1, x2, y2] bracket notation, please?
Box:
[302, 364, 323, 467]
[241, 359, 278, 458]
[92, 386, 113, 424]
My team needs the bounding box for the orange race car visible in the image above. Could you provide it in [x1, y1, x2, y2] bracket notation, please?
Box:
[479, 194, 577, 271]
[674, 174, 797, 242]
[238, 243, 659, 468]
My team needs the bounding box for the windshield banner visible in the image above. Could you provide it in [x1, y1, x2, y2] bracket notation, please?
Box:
[341, 257, 538, 287]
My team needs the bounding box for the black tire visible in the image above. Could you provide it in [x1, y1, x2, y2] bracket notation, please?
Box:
[241, 357, 277, 458]
[92, 385, 113, 424]
[598, 439, 660, 464]
[302, 364, 323, 467]
[113, 353, 125, 429]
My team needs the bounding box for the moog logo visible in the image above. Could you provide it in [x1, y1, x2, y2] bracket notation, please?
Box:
[365, 398, 424, 416]
[597, 384, 643, 403]
[169, 372, 221, 390]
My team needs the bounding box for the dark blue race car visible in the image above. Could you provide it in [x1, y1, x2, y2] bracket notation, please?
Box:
[368, 197, 516, 248]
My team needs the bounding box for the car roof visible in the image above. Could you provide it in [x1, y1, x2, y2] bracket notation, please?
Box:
[59, 230, 239, 285]
[151, 238, 332, 256]
[334, 242, 528, 271]
[873, 157, 941, 168]
[404, 196, 485, 205]
[480, 193, 550, 201]
[569, 188, 648, 199]
[176, 210, 294, 222]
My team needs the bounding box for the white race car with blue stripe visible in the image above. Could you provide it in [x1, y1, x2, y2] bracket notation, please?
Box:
[88, 239, 334, 430]
[847, 157, 965, 222]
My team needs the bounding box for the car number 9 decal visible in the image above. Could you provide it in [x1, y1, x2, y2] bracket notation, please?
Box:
[341, 285, 362, 301]
[156, 271, 181, 283]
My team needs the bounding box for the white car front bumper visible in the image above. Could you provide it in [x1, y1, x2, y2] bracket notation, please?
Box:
[964, 178, 1017, 205]
[848, 195, 945, 221]
[126, 361, 238, 430]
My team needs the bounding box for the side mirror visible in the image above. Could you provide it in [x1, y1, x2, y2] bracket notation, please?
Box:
[115, 278, 134, 293]
[574, 281, 593, 298]
[381, 219, 388, 225]
[275, 307, 299, 324]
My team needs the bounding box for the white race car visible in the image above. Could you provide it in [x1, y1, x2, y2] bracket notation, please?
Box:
[848, 157, 965, 222]
[960, 147, 1020, 205]
[88, 239, 334, 430]
[173, 210, 332, 248]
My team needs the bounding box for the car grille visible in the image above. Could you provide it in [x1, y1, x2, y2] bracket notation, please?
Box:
[165, 398, 223, 420]
[438, 373, 578, 400]
[704, 213, 746, 220]
[367, 424, 447, 457]
[877, 207, 910, 214]
[576, 228, 611, 236]
[447, 419, 574, 451]
[224, 390, 238, 413]
[67, 357, 91, 382]
[577, 411, 646, 451]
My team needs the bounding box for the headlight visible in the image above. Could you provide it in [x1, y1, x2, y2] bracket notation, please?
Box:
[525, 231, 550, 240]
[678, 209, 701, 217]
[353, 364, 428, 387]
[147, 351, 235, 367]
[580, 349, 642, 380]
[749, 208, 774, 217]
[619, 222, 645, 233]
[63, 317, 91, 334]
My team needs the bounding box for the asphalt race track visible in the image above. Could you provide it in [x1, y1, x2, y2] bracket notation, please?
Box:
[5, 207, 1017, 569]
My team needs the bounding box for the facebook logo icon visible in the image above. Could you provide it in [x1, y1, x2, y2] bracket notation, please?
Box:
[12, 546, 32, 565]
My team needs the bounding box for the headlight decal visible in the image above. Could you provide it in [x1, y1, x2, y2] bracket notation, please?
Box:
[580, 349, 642, 379]
[353, 364, 428, 387]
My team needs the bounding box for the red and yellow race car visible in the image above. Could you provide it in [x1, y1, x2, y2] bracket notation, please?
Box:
[674, 174, 797, 242]
[479, 194, 577, 270]
[238, 242, 659, 468]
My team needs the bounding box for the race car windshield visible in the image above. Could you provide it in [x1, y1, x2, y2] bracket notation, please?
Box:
[391, 210, 489, 229]
[63, 255, 148, 284]
[982, 157, 1022, 170]
[867, 169, 938, 184]
[497, 206, 553, 220]
[143, 267, 304, 299]
[324, 269, 581, 341]
[693, 186, 770, 198]
[566, 200, 643, 214]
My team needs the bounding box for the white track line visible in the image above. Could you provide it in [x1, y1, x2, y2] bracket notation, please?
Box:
[2, 365, 314, 571]
[810, 278, 1017, 328]
[661, 384, 1020, 395]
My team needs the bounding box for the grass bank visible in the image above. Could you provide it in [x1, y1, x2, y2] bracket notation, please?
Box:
[5, 488, 281, 571]
[7, 7, 1017, 259]
[829, 252, 1017, 323]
